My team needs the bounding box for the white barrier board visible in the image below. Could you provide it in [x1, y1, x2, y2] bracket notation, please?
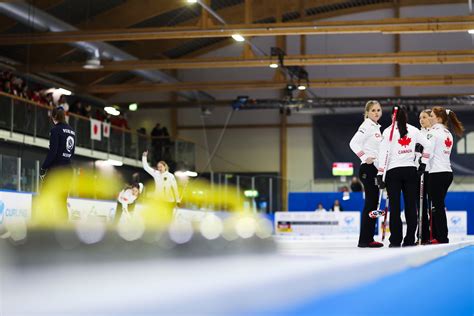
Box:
[274, 211, 360, 236]
[0, 191, 32, 225]
[377, 211, 467, 237]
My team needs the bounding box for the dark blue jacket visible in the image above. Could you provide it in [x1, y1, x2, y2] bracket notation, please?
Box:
[42, 122, 76, 170]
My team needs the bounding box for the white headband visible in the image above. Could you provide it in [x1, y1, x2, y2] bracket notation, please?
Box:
[446, 109, 451, 115]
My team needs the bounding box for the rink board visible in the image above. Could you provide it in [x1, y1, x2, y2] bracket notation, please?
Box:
[0, 190, 216, 226]
[274, 211, 360, 236]
[274, 211, 467, 238]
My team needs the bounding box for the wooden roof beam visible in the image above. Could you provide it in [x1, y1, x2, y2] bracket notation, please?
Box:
[84, 74, 474, 93]
[2, 16, 473, 45]
[24, 50, 474, 73]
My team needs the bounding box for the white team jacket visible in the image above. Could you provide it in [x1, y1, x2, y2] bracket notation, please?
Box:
[415, 127, 431, 172]
[428, 123, 454, 174]
[117, 188, 138, 213]
[142, 156, 180, 202]
[349, 118, 383, 167]
[377, 124, 432, 174]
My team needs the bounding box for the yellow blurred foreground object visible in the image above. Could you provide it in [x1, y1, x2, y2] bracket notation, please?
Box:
[32, 168, 122, 229]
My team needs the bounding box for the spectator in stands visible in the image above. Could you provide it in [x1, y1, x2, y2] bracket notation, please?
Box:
[95, 108, 106, 121]
[2, 81, 12, 94]
[137, 127, 147, 155]
[314, 203, 328, 212]
[350, 176, 363, 192]
[70, 101, 83, 115]
[151, 123, 163, 161]
[20, 84, 29, 99]
[83, 104, 92, 117]
[117, 114, 130, 130]
[31, 90, 42, 104]
[57, 95, 69, 122]
[331, 199, 344, 212]
[43, 92, 54, 107]
[11, 76, 22, 96]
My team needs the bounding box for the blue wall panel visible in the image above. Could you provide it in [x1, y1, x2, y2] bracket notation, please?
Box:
[288, 192, 474, 234]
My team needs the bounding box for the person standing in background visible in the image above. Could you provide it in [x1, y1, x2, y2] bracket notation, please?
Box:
[350, 177, 363, 192]
[142, 151, 180, 214]
[40, 106, 75, 220]
[415, 109, 433, 244]
[377, 106, 432, 247]
[427, 107, 464, 244]
[349, 100, 384, 248]
[331, 200, 344, 212]
[314, 203, 328, 212]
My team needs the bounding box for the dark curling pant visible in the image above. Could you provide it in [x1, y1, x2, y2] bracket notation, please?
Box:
[358, 163, 379, 245]
[428, 172, 453, 244]
[385, 167, 418, 246]
[415, 171, 431, 242]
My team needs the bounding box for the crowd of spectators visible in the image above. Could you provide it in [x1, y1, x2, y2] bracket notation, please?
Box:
[1, 70, 130, 130]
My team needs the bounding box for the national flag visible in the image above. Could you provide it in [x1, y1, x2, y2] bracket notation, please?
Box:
[103, 122, 111, 138]
[90, 118, 102, 141]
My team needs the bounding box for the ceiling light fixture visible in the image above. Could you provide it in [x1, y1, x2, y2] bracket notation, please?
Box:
[128, 103, 138, 111]
[232, 34, 245, 42]
[83, 49, 103, 70]
[104, 106, 120, 116]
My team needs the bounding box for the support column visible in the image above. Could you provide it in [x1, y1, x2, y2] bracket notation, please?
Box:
[394, 1, 401, 97]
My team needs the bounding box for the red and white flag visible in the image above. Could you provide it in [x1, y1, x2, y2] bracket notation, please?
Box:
[90, 118, 102, 141]
[102, 122, 111, 138]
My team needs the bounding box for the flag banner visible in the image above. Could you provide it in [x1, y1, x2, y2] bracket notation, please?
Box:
[103, 122, 111, 138]
[90, 118, 102, 141]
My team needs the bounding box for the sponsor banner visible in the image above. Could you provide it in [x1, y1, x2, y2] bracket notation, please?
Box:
[274, 211, 360, 236]
[377, 211, 467, 237]
[174, 208, 207, 222]
[67, 198, 117, 223]
[0, 191, 32, 225]
[447, 211, 467, 235]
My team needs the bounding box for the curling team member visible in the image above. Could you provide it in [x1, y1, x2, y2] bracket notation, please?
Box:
[142, 151, 180, 212]
[377, 106, 432, 247]
[415, 109, 433, 244]
[349, 100, 384, 248]
[427, 107, 464, 244]
[114, 183, 143, 224]
[40, 106, 75, 219]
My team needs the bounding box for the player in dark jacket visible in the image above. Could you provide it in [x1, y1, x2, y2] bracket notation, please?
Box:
[40, 106, 76, 220]
[41, 106, 75, 174]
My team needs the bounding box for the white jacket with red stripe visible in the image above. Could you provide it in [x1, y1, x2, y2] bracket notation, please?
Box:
[428, 123, 454, 173]
[349, 118, 383, 167]
[377, 124, 432, 174]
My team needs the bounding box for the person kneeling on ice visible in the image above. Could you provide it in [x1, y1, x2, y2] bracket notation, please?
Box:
[114, 183, 143, 224]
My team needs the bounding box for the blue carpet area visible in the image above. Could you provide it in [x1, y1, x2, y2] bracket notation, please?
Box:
[267, 246, 474, 316]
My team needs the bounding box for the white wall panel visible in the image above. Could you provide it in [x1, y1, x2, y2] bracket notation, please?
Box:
[179, 128, 279, 172]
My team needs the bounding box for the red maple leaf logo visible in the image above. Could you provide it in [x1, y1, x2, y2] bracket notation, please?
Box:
[445, 137, 452, 148]
[398, 135, 411, 148]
